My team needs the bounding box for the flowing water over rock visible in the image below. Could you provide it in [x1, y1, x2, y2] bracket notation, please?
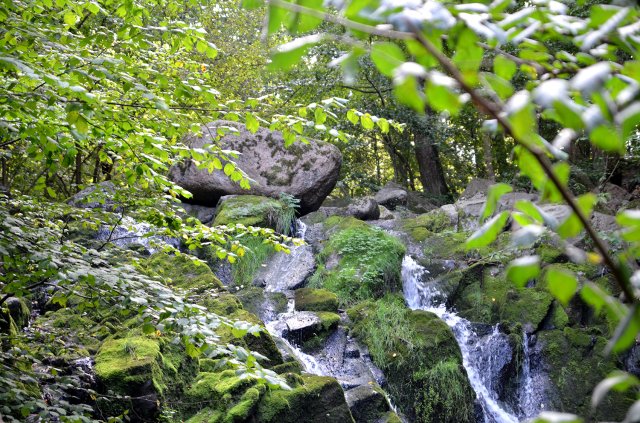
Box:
[401, 255, 542, 423]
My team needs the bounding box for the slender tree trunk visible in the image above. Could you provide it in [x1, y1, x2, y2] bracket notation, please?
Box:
[373, 137, 381, 185]
[483, 132, 495, 181]
[1, 157, 7, 187]
[93, 146, 102, 183]
[413, 130, 449, 196]
[74, 146, 82, 192]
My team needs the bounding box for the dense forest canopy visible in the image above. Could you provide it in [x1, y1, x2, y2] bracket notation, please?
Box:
[1, 0, 640, 421]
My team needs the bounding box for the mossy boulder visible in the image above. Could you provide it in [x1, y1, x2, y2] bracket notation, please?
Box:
[94, 335, 197, 419]
[537, 328, 635, 420]
[310, 217, 405, 306]
[452, 267, 554, 331]
[348, 295, 475, 422]
[184, 373, 354, 423]
[401, 209, 453, 242]
[0, 297, 30, 334]
[256, 375, 354, 423]
[235, 287, 288, 321]
[295, 288, 338, 312]
[200, 292, 284, 366]
[212, 195, 287, 231]
[142, 252, 223, 292]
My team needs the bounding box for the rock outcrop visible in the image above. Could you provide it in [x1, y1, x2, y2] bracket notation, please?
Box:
[169, 121, 342, 215]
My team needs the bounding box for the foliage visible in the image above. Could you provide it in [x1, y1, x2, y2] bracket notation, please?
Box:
[256, 0, 640, 420]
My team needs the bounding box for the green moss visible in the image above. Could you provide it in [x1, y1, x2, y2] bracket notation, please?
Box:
[200, 292, 284, 365]
[303, 211, 328, 225]
[236, 287, 287, 317]
[142, 253, 223, 292]
[256, 375, 354, 423]
[401, 210, 452, 241]
[271, 360, 303, 375]
[213, 195, 292, 233]
[538, 328, 634, 420]
[348, 295, 475, 422]
[453, 268, 553, 330]
[95, 336, 165, 394]
[294, 288, 338, 312]
[311, 217, 405, 306]
[228, 236, 275, 287]
[316, 311, 340, 331]
[551, 304, 569, 329]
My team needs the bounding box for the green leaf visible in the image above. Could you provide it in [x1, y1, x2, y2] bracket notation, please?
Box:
[63, 11, 77, 26]
[557, 193, 597, 238]
[592, 371, 639, 408]
[371, 42, 405, 77]
[514, 200, 544, 223]
[480, 183, 513, 222]
[466, 211, 509, 249]
[242, 0, 263, 9]
[545, 266, 578, 306]
[314, 107, 327, 124]
[607, 305, 640, 354]
[223, 163, 234, 176]
[347, 109, 359, 125]
[245, 113, 259, 134]
[506, 255, 540, 288]
[452, 29, 483, 85]
[394, 75, 424, 113]
[425, 80, 464, 116]
[482, 73, 514, 100]
[360, 114, 374, 130]
[268, 34, 322, 70]
[590, 125, 624, 154]
[493, 55, 517, 80]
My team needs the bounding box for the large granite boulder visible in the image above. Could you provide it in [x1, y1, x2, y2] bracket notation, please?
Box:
[169, 121, 342, 214]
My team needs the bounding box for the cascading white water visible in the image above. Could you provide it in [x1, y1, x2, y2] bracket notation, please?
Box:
[401, 256, 525, 423]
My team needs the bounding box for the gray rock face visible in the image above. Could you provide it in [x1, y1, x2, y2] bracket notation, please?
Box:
[69, 181, 120, 211]
[259, 245, 316, 292]
[169, 120, 342, 214]
[283, 311, 322, 343]
[374, 183, 407, 210]
[597, 182, 631, 214]
[407, 191, 437, 213]
[460, 178, 494, 199]
[178, 203, 216, 224]
[346, 197, 380, 220]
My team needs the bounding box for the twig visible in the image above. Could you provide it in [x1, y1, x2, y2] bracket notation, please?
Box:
[406, 20, 635, 302]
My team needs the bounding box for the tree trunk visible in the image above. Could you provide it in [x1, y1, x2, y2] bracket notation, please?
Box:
[483, 132, 495, 181]
[74, 147, 82, 192]
[413, 130, 449, 197]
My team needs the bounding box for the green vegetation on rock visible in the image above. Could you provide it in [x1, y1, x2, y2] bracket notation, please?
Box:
[295, 288, 339, 312]
[348, 295, 475, 422]
[213, 195, 294, 234]
[310, 217, 405, 306]
[142, 253, 224, 292]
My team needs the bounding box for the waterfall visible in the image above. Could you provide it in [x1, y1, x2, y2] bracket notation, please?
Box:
[401, 255, 536, 423]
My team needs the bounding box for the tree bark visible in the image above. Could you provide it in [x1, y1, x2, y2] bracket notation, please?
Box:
[413, 130, 449, 196]
[483, 132, 495, 181]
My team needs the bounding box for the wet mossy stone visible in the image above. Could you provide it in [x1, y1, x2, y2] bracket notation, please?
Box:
[348, 297, 475, 423]
[212, 195, 285, 230]
[311, 216, 405, 306]
[143, 252, 223, 292]
[256, 375, 355, 423]
[537, 328, 635, 420]
[295, 288, 339, 312]
[94, 335, 197, 420]
[184, 370, 268, 423]
[345, 384, 391, 423]
[0, 297, 30, 333]
[200, 292, 284, 366]
[452, 268, 553, 330]
[235, 287, 287, 321]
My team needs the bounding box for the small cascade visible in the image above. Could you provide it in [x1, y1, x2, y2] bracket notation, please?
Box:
[518, 333, 546, 418]
[401, 256, 533, 423]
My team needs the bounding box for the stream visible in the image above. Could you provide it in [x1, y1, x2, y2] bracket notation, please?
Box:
[401, 255, 544, 423]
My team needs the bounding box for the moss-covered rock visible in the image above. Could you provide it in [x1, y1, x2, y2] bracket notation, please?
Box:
[212, 195, 289, 231]
[142, 252, 223, 292]
[256, 375, 355, 423]
[184, 373, 353, 423]
[95, 335, 197, 419]
[309, 217, 405, 306]
[295, 288, 338, 312]
[538, 328, 635, 420]
[348, 295, 475, 422]
[0, 297, 30, 334]
[401, 209, 453, 241]
[200, 292, 284, 366]
[452, 267, 554, 331]
[235, 287, 288, 320]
